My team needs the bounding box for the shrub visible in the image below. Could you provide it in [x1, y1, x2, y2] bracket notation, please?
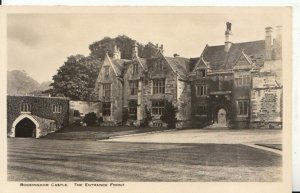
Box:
[83, 112, 97, 126]
[122, 108, 129, 124]
[98, 117, 103, 123]
[73, 110, 81, 117]
[141, 105, 152, 127]
[160, 100, 177, 128]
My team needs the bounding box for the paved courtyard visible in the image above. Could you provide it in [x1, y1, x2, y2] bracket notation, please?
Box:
[7, 129, 282, 182]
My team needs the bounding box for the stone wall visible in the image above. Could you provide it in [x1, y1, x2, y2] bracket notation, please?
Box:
[7, 95, 69, 137]
[96, 57, 123, 124]
[250, 73, 282, 129]
[69, 100, 102, 124]
[176, 79, 192, 124]
[143, 56, 177, 127]
[122, 60, 144, 125]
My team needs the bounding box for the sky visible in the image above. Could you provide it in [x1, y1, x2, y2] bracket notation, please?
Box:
[7, 7, 286, 83]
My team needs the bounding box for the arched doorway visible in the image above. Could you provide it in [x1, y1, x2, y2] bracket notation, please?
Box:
[217, 108, 227, 126]
[15, 118, 36, 138]
[11, 114, 40, 138]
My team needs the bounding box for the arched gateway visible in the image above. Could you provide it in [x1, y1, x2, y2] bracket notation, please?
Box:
[217, 108, 227, 126]
[11, 114, 40, 138]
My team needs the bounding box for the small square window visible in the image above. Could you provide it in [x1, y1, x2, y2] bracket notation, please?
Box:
[104, 66, 109, 78]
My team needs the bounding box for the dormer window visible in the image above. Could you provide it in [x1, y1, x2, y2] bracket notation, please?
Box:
[153, 79, 165, 94]
[104, 66, 109, 78]
[201, 70, 207, 77]
[103, 83, 111, 100]
[196, 69, 206, 77]
[129, 81, 138, 95]
[235, 74, 250, 86]
[156, 61, 163, 71]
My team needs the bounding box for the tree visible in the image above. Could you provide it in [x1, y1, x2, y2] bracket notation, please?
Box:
[160, 100, 177, 128]
[140, 42, 159, 59]
[83, 112, 97, 126]
[89, 35, 159, 59]
[49, 55, 100, 100]
[49, 35, 160, 100]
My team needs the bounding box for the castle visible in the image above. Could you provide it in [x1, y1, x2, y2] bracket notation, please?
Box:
[94, 22, 282, 129]
[7, 22, 283, 139]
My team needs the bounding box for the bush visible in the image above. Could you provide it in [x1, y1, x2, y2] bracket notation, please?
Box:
[98, 117, 103, 123]
[83, 112, 97, 126]
[160, 100, 177, 128]
[141, 105, 152, 127]
[73, 110, 81, 117]
[122, 108, 129, 124]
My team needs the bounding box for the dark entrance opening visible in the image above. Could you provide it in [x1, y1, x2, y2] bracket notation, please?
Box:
[15, 118, 36, 138]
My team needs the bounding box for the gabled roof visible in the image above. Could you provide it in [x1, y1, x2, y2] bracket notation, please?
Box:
[201, 40, 265, 70]
[110, 59, 130, 76]
[192, 57, 210, 73]
[105, 53, 130, 77]
[134, 55, 147, 71]
[233, 51, 253, 70]
[164, 56, 190, 80]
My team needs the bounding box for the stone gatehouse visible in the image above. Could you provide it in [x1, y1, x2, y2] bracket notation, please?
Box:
[7, 95, 69, 138]
[94, 22, 282, 129]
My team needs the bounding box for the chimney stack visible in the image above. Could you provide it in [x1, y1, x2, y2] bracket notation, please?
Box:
[224, 22, 232, 52]
[275, 25, 282, 60]
[265, 26, 273, 60]
[132, 41, 138, 59]
[159, 44, 164, 54]
[113, 45, 121, 59]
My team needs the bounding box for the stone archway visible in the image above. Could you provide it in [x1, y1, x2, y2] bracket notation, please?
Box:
[11, 114, 40, 138]
[217, 108, 227, 126]
[15, 118, 36, 138]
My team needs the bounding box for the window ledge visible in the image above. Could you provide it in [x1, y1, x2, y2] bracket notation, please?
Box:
[195, 114, 207, 117]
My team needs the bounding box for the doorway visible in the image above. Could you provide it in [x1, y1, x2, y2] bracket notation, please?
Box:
[217, 108, 227, 126]
[15, 118, 36, 138]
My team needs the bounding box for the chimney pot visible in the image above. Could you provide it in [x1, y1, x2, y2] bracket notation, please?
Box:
[224, 22, 232, 52]
[132, 41, 138, 59]
[113, 45, 121, 59]
[265, 26, 273, 60]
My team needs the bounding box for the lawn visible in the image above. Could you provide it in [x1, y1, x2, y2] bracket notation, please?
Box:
[7, 138, 282, 182]
[43, 125, 172, 140]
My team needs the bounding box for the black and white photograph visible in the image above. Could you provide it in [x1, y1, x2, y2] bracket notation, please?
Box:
[0, 5, 293, 193]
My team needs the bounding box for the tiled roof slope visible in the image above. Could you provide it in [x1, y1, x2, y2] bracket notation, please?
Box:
[164, 56, 191, 80]
[110, 59, 130, 76]
[202, 40, 265, 70]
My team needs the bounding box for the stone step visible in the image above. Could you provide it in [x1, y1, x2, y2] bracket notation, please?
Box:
[203, 123, 229, 129]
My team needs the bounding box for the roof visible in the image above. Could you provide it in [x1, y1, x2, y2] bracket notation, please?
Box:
[109, 58, 130, 76]
[233, 51, 253, 70]
[31, 114, 55, 123]
[137, 57, 147, 71]
[201, 40, 265, 70]
[164, 56, 190, 80]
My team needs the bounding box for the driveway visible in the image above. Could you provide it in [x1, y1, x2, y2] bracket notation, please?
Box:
[106, 129, 282, 145]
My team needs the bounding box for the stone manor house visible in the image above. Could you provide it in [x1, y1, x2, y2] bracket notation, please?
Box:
[7, 22, 282, 138]
[94, 22, 283, 129]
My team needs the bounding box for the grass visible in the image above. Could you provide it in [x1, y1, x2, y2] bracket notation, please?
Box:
[255, 144, 282, 150]
[8, 138, 282, 182]
[43, 125, 172, 140]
